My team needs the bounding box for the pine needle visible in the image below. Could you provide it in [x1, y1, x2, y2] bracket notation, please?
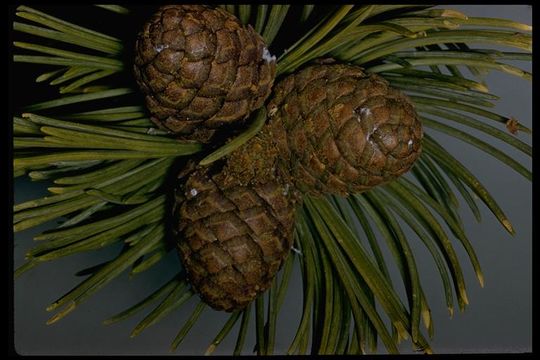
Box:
[170, 302, 206, 352]
[131, 281, 192, 338]
[94, 5, 130, 15]
[200, 107, 266, 166]
[104, 275, 182, 325]
[233, 304, 252, 355]
[261, 5, 290, 46]
[205, 311, 242, 355]
[254, 5, 268, 34]
[17, 5, 121, 42]
[46, 228, 162, 323]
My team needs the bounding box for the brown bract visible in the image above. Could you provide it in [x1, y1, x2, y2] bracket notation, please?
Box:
[134, 5, 276, 142]
[267, 63, 423, 196]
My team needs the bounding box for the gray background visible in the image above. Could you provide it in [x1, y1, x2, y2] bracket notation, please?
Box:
[13, 5, 532, 355]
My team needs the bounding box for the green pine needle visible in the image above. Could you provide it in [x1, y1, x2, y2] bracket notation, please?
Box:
[95, 5, 130, 15]
[205, 311, 242, 355]
[170, 302, 206, 352]
[199, 107, 266, 166]
[103, 276, 181, 325]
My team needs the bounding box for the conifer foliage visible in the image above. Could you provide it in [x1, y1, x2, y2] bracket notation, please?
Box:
[12, 4, 531, 354]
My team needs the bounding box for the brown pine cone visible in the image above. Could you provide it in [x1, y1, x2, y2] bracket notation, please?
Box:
[134, 5, 276, 142]
[173, 164, 299, 312]
[266, 63, 423, 196]
[172, 62, 422, 311]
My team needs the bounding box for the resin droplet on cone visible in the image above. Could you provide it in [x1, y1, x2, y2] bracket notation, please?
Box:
[134, 5, 276, 142]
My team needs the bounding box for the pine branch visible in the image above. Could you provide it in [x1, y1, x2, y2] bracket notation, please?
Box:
[12, 4, 531, 355]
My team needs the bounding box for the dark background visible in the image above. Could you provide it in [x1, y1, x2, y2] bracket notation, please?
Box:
[12, 5, 532, 355]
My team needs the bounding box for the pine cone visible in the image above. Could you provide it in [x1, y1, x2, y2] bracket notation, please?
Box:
[267, 63, 423, 196]
[134, 5, 276, 142]
[173, 163, 299, 312]
[172, 62, 422, 311]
